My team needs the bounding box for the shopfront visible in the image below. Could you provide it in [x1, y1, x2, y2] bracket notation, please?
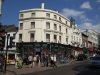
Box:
[16, 42, 71, 63]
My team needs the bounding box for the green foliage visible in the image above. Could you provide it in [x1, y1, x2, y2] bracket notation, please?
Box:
[0, 24, 18, 32]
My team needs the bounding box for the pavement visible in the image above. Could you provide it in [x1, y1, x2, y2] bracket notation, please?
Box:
[0, 60, 75, 75]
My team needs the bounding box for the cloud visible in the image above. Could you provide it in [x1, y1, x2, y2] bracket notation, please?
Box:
[81, 22, 93, 29]
[61, 8, 84, 17]
[80, 22, 100, 33]
[61, 8, 100, 33]
[94, 23, 100, 33]
[61, 8, 90, 22]
[80, 1, 92, 9]
[96, 0, 100, 2]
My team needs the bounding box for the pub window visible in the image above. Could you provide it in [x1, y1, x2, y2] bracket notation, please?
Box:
[46, 22, 50, 29]
[59, 26, 61, 32]
[31, 22, 35, 29]
[31, 13, 35, 17]
[54, 24, 57, 30]
[30, 33, 35, 42]
[46, 13, 50, 18]
[20, 14, 24, 18]
[19, 23, 23, 30]
[54, 15, 57, 19]
[46, 34, 50, 42]
[19, 34, 22, 42]
[66, 21, 67, 24]
[59, 17, 62, 21]
[54, 35, 57, 43]
[59, 36, 61, 43]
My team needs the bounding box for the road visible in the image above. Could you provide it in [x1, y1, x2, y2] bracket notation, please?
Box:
[23, 61, 100, 75]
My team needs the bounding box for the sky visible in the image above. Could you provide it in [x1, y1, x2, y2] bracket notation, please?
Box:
[1, 0, 100, 33]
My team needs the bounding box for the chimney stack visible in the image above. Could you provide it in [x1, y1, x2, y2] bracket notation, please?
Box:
[41, 3, 44, 9]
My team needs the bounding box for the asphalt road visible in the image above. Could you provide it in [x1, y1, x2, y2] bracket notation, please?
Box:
[23, 61, 100, 75]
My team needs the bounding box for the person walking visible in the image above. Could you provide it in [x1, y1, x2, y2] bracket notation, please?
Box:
[35, 55, 40, 66]
[28, 54, 33, 68]
[42, 55, 49, 70]
[50, 55, 57, 69]
[0, 55, 5, 72]
[15, 55, 23, 69]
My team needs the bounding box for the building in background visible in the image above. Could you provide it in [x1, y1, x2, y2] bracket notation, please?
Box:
[98, 33, 100, 50]
[81, 29, 99, 56]
[0, 0, 4, 15]
[4, 30, 18, 64]
[81, 31, 88, 56]
[70, 24, 82, 57]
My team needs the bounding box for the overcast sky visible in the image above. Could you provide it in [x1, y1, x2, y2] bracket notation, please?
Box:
[1, 0, 100, 33]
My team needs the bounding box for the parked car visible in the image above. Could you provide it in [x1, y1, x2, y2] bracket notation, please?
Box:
[89, 56, 100, 67]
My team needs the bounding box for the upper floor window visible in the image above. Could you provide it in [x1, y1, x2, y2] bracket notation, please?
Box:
[66, 28, 68, 34]
[19, 23, 23, 30]
[71, 36, 73, 41]
[19, 34, 22, 42]
[59, 17, 62, 21]
[54, 24, 57, 30]
[59, 26, 61, 32]
[59, 36, 61, 43]
[31, 22, 35, 29]
[76, 37, 78, 41]
[74, 36, 75, 40]
[13, 33, 16, 39]
[79, 39, 81, 43]
[31, 13, 35, 17]
[66, 21, 67, 24]
[54, 15, 57, 19]
[20, 14, 24, 18]
[46, 13, 50, 18]
[30, 33, 35, 42]
[46, 22, 50, 29]
[54, 35, 57, 43]
[66, 38, 68, 44]
[46, 34, 50, 42]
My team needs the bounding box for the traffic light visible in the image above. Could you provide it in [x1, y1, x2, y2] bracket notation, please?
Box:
[0, 30, 6, 50]
[9, 37, 14, 48]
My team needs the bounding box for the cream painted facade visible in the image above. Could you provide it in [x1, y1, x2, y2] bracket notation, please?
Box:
[87, 29, 99, 48]
[81, 29, 99, 49]
[71, 25, 82, 47]
[18, 4, 82, 46]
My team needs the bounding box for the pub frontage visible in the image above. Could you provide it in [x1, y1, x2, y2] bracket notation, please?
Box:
[16, 42, 73, 63]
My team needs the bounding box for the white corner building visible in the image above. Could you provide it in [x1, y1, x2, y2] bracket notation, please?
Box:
[18, 3, 82, 47]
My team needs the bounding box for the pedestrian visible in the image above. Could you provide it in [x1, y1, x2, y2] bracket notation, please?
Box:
[28, 54, 33, 68]
[0, 55, 5, 72]
[50, 55, 57, 68]
[33, 55, 37, 67]
[40, 54, 45, 67]
[44, 55, 49, 67]
[15, 55, 23, 69]
[42, 54, 49, 70]
[35, 55, 39, 66]
[23, 55, 28, 65]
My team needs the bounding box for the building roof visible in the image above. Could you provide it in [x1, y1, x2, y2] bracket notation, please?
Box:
[19, 8, 70, 22]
